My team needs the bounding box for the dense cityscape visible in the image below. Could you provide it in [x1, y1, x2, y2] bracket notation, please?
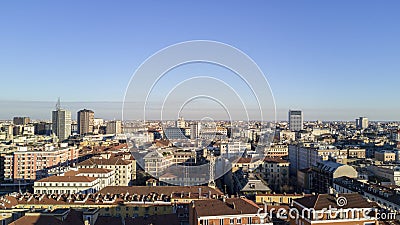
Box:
[1, 102, 400, 225]
[2, 1, 400, 225]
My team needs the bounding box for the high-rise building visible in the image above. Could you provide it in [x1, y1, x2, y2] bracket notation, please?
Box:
[106, 120, 122, 134]
[356, 116, 368, 129]
[176, 117, 185, 128]
[13, 117, 30, 125]
[52, 99, 71, 141]
[77, 109, 94, 135]
[288, 110, 303, 131]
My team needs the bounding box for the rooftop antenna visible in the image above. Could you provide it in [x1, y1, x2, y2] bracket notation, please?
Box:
[56, 97, 61, 110]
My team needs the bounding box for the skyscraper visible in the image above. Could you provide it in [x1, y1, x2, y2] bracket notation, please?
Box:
[52, 98, 71, 141]
[77, 109, 94, 135]
[13, 117, 30, 125]
[289, 110, 303, 131]
[106, 120, 122, 134]
[356, 117, 369, 129]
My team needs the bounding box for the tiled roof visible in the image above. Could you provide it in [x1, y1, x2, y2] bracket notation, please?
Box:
[77, 168, 113, 174]
[263, 157, 288, 163]
[36, 176, 98, 183]
[77, 157, 131, 166]
[99, 186, 223, 198]
[294, 193, 374, 210]
[193, 198, 260, 217]
[125, 214, 179, 225]
[94, 216, 123, 225]
[236, 157, 252, 163]
[9, 215, 62, 225]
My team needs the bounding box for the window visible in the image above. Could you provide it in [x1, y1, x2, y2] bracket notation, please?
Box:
[230, 218, 234, 224]
[237, 218, 241, 224]
[220, 219, 224, 225]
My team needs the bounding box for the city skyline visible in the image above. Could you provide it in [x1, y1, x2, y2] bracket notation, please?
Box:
[1, 1, 400, 120]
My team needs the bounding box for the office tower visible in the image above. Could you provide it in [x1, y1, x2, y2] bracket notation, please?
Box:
[52, 99, 71, 141]
[190, 122, 201, 140]
[13, 117, 30, 125]
[289, 110, 303, 131]
[106, 120, 122, 134]
[356, 117, 368, 129]
[176, 117, 185, 128]
[77, 109, 94, 135]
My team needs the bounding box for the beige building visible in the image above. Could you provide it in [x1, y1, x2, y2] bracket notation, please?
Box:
[368, 165, 400, 185]
[375, 150, 396, 162]
[260, 157, 289, 192]
[77, 156, 134, 186]
[255, 193, 310, 205]
[265, 144, 288, 157]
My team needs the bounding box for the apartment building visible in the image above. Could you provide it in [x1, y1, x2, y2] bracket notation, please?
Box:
[64, 168, 115, 189]
[77, 156, 134, 186]
[189, 198, 273, 225]
[4, 144, 79, 181]
[265, 144, 288, 157]
[312, 161, 357, 194]
[259, 157, 289, 192]
[368, 165, 400, 185]
[288, 144, 340, 175]
[255, 193, 310, 205]
[375, 150, 396, 162]
[290, 193, 378, 225]
[334, 176, 400, 215]
[33, 175, 101, 194]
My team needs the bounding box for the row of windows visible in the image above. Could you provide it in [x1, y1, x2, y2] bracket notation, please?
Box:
[200, 217, 251, 225]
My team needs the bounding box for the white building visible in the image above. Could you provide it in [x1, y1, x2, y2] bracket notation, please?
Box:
[64, 168, 115, 190]
[34, 176, 100, 194]
[221, 141, 250, 157]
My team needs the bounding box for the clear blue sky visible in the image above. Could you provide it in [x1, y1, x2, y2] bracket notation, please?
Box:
[0, 1, 399, 121]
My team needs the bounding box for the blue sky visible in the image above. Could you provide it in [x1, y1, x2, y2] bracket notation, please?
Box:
[0, 1, 399, 121]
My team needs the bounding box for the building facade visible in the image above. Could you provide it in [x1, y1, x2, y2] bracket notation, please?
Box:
[289, 110, 303, 131]
[52, 109, 72, 141]
[4, 144, 79, 181]
[77, 109, 94, 135]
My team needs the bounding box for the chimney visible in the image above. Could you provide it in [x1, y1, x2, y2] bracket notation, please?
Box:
[198, 188, 201, 199]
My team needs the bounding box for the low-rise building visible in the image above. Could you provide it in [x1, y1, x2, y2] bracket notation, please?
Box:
[77, 156, 134, 186]
[4, 144, 79, 181]
[64, 168, 115, 190]
[375, 150, 396, 162]
[312, 161, 357, 193]
[255, 193, 310, 205]
[334, 176, 400, 215]
[290, 193, 379, 225]
[260, 157, 289, 192]
[33, 176, 100, 194]
[189, 198, 273, 225]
